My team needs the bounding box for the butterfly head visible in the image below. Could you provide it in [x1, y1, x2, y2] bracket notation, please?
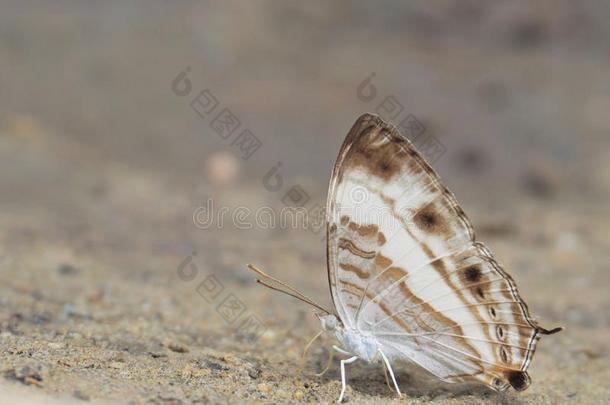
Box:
[317, 313, 342, 333]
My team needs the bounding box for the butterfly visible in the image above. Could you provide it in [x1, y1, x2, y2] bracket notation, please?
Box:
[248, 113, 561, 403]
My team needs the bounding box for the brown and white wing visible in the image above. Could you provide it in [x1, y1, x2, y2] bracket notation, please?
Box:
[326, 113, 560, 391]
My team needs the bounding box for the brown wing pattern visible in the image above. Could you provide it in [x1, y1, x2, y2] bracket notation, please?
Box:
[326, 113, 560, 390]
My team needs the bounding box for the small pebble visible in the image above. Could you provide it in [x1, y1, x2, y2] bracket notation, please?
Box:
[33, 311, 53, 325]
[73, 390, 90, 401]
[4, 366, 43, 387]
[257, 382, 272, 394]
[57, 263, 80, 275]
[248, 367, 261, 379]
[62, 304, 93, 320]
[109, 361, 125, 369]
[168, 343, 189, 353]
[204, 360, 229, 372]
[87, 288, 105, 304]
[206, 152, 240, 187]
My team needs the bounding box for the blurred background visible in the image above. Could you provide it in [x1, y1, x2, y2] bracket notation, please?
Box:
[0, 1, 608, 403]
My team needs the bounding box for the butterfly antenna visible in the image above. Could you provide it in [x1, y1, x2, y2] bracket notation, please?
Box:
[255, 278, 331, 314]
[299, 330, 322, 373]
[247, 264, 332, 315]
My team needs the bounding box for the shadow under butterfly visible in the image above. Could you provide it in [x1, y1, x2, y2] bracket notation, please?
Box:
[248, 113, 562, 403]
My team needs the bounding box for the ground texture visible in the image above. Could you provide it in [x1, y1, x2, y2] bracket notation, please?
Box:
[1, 2, 609, 404]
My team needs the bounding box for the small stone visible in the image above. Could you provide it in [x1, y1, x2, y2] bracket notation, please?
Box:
[73, 390, 90, 401]
[257, 382, 272, 394]
[62, 304, 92, 320]
[155, 395, 183, 405]
[9, 114, 43, 138]
[203, 360, 229, 372]
[168, 343, 189, 353]
[108, 361, 124, 369]
[260, 329, 276, 343]
[180, 365, 210, 378]
[248, 367, 261, 379]
[293, 390, 304, 400]
[33, 311, 52, 325]
[221, 354, 237, 364]
[191, 367, 210, 378]
[87, 288, 105, 304]
[4, 366, 43, 387]
[58, 263, 80, 275]
[206, 152, 240, 187]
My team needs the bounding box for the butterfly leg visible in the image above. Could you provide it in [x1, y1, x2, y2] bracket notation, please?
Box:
[378, 349, 403, 398]
[332, 345, 351, 356]
[381, 358, 392, 390]
[338, 355, 358, 403]
[315, 348, 334, 376]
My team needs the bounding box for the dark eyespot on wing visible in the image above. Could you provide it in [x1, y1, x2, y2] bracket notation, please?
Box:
[345, 127, 404, 181]
[506, 370, 530, 391]
[464, 265, 482, 282]
[412, 202, 451, 236]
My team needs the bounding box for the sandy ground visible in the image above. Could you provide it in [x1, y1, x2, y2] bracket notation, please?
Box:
[1, 2, 609, 404]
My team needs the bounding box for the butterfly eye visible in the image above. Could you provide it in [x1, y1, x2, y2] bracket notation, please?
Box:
[325, 315, 338, 331]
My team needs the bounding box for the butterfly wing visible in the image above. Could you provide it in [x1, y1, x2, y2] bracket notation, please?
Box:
[326, 113, 558, 390]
